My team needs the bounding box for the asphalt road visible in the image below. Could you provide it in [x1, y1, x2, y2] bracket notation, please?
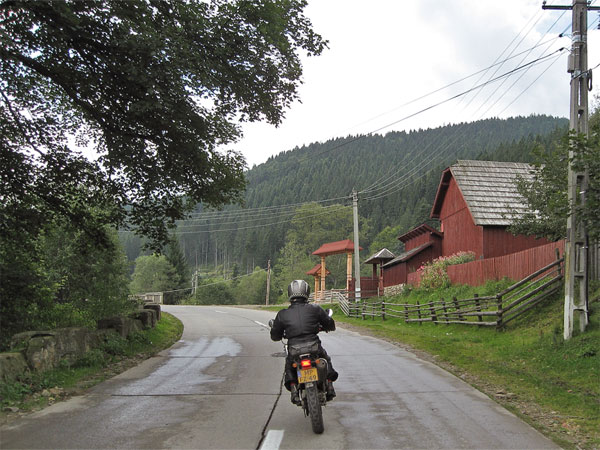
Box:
[0, 305, 559, 449]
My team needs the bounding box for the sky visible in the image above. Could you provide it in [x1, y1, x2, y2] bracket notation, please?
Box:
[230, 0, 600, 168]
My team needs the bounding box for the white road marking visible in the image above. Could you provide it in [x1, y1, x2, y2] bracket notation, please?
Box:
[259, 430, 284, 450]
[254, 320, 269, 329]
[214, 310, 228, 314]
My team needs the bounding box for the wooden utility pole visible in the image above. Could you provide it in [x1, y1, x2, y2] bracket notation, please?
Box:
[543, 0, 599, 339]
[265, 259, 271, 306]
[352, 190, 361, 301]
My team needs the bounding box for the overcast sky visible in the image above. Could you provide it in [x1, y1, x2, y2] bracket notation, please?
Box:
[230, 0, 600, 168]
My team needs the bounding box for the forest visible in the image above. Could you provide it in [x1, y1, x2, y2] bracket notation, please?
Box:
[121, 114, 568, 303]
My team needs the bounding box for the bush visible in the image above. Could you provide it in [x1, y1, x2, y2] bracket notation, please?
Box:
[191, 283, 235, 305]
[418, 251, 476, 290]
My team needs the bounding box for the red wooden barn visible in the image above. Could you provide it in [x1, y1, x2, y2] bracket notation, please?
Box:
[430, 160, 549, 259]
[380, 160, 550, 288]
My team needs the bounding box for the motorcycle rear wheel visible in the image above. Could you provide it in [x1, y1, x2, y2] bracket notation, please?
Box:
[306, 384, 324, 434]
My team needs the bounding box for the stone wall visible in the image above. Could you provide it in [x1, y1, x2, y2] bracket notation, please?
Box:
[0, 304, 161, 383]
[383, 283, 407, 297]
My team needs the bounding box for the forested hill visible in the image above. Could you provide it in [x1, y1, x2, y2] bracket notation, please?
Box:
[125, 115, 568, 276]
[245, 115, 566, 230]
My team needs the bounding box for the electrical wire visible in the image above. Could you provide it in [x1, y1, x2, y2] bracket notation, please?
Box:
[173, 203, 351, 234]
[341, 7, 570, 197]
[357, 49, 567, 199]
[162, 268, 268, 293]
[358, 9, 571, 199]
[176, 203, 348, 228]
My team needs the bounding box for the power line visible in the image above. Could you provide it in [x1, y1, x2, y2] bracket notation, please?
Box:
[173, 203, 351, 234]
[162, 268, 268, 292]
[176, 203, 348, 228]
[358, 50, 567, 199]
[337, 37, 562, 136]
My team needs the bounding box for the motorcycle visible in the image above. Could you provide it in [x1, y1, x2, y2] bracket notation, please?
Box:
[269, 308, 333, 434]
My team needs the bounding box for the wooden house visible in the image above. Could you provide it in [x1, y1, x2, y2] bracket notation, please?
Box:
[430, 160, 549, 260]
[381, 224, 443, 286]
[379, 160, 549, 289]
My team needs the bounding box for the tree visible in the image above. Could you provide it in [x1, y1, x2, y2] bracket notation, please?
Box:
[130, 255, 179, 294]
[232, 267, 267, 304]
[41, 223, 132, 324]
[165, 236, 190, 289]
[1, 0, 327, 249]
[0, 220, 131, 350]
[510, 106, 600, 241]
[369, 225, 405, 256]
[192, 282, 235, 305]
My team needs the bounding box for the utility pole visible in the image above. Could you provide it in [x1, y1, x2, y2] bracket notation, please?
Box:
[352, 190, 361, 301]
[543, 0, 599, 339]
[265, 259, 271, 306]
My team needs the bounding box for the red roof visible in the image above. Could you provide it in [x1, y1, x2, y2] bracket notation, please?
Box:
[306, 264, 330, 276]
[312, 239, 362, 256]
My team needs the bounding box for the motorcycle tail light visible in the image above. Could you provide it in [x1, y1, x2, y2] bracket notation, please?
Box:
[300, 359, 312, 369]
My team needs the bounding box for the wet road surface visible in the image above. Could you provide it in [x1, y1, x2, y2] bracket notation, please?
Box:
[0, 305, 559, 449]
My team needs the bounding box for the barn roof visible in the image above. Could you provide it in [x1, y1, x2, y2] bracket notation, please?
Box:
[383, 242, 433, 268]
[431, 160, 534, 226]
[364, 248, 396, 265]
[312, 239, 362, 256]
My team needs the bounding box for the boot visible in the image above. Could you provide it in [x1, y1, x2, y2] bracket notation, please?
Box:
[290, 384, 301, 405]
[326, 380, 336, 401]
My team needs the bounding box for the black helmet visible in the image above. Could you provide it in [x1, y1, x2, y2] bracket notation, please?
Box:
[288, 279, 310, 302]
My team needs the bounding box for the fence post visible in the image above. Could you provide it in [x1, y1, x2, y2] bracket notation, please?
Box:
[474, 294, 483, 324]
[416, 300, 422, 325]
[362, 300, 366, 320]
[555, 248, 563, 277]
[453, 296, 464, 321]
[441, 298, 448, 324]
[381, 300, 386, 321]
[496, 293, 503, 329]
[429, 301, 438, 324]
[404, 304, 408, 322]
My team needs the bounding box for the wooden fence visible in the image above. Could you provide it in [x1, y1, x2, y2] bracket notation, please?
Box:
[342, 255, 564, 329]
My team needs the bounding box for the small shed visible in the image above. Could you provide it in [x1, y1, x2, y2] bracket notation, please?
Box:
[430, 160, 549, 259]
[364, 248, 395, 294]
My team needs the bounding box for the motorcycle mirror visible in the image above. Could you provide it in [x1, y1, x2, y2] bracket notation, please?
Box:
[326, 308, 333, 317]
[268, 319, 274, 328]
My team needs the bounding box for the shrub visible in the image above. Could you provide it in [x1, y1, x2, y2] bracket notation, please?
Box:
[418, 251, 476, 290]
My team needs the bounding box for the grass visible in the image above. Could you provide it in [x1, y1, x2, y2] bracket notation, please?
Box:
[325, 281, 599, 449]
[0, 312, 183, 414]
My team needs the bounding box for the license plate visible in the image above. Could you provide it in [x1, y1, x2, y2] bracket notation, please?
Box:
[297, 367, 318, 384]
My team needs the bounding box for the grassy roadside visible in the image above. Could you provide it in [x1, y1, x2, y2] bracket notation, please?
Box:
[316, 282, 599, 450]
[0, 312, 183, 419]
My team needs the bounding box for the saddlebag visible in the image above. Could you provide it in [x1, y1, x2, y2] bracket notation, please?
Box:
[288, 340, 319, 357]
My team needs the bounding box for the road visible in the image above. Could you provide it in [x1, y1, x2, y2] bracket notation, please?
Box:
[0, 305, 559, 449]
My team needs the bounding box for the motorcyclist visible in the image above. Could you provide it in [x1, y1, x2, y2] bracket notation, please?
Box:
[270, 279, 338, 405]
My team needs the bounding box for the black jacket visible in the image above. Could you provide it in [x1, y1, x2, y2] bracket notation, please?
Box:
[270, 301, 335, 344]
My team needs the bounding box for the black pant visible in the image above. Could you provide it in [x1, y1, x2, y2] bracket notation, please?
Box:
[284, 344, 338, 390]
